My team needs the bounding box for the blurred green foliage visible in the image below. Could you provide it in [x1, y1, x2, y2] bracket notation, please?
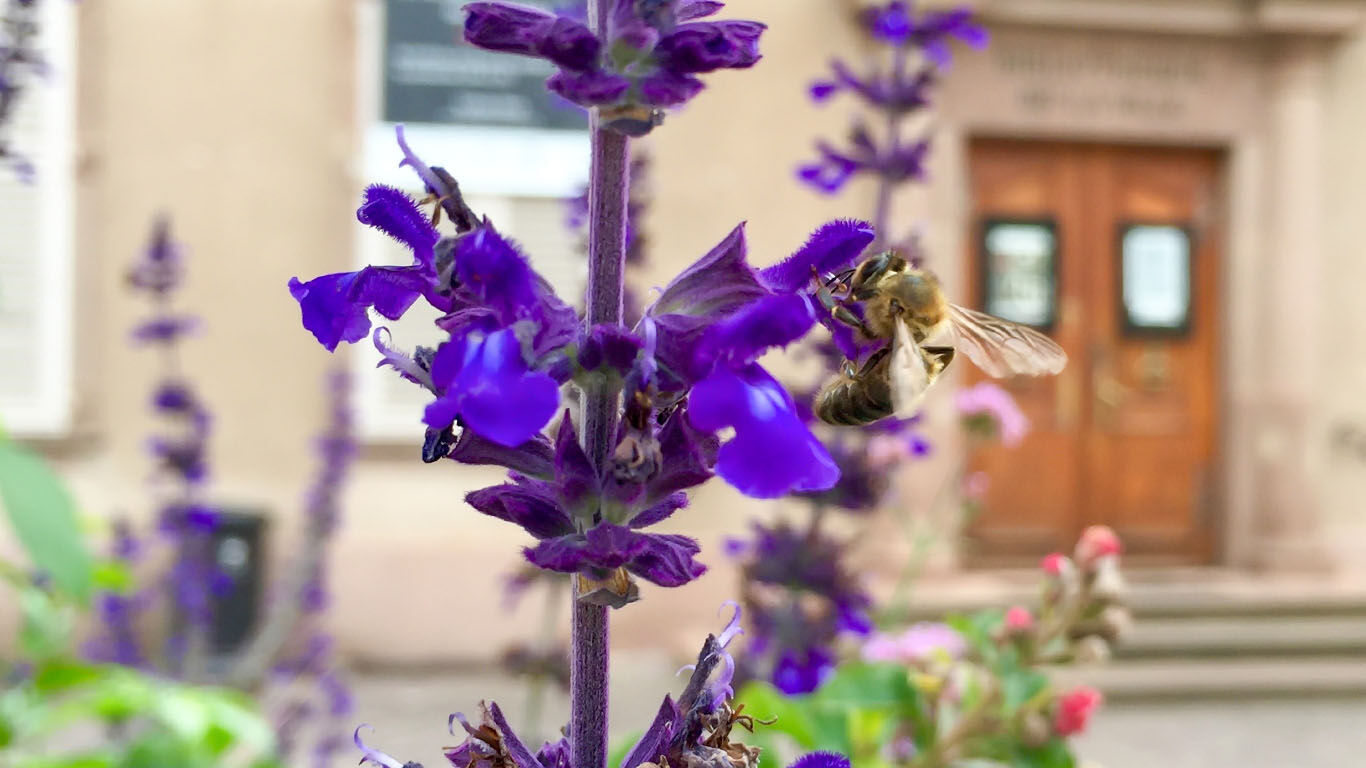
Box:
[736, 617, 1077, 768]
[0, 437, 285, 768]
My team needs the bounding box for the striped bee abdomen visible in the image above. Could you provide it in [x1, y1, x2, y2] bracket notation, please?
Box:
[815, 352, 894, 426]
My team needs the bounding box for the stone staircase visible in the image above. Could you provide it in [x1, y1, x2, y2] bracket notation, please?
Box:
[904, 569, 1366, 701]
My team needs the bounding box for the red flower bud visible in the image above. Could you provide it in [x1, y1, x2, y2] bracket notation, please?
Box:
[1053, 686, 1103, 736]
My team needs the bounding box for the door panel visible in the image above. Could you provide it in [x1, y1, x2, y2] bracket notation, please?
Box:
[963, 140, 1220, 564]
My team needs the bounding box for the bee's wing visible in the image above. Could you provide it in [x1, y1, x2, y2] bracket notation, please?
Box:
[947, 304, 1068, 378]
[890, 319, 932, 418]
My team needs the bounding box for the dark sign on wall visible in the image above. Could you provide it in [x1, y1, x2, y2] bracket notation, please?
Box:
[383, 0, 587, 130]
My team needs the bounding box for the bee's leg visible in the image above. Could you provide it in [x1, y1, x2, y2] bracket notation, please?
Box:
[921, 346, 955, 377]
[811, 267, 875, 336]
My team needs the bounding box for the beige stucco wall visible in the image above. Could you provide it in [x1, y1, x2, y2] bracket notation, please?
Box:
[6, 1, 1364, 662]
[1320, 17, 1366, 575]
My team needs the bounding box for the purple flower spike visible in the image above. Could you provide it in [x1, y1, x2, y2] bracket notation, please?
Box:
[425, 327, 559, 447]
[787, 753, 851, 768]
[689, 364, 839, 498]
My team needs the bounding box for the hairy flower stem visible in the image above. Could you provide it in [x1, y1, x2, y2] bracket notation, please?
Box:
[573, 2, 630, 766]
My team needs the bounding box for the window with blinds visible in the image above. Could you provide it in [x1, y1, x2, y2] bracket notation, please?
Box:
[0, 1, 75, 436]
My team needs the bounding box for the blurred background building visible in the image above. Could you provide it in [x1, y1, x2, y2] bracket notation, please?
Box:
[3, 0, 1366, 695]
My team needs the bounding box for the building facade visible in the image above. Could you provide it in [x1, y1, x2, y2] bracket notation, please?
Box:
[2, 0, 1365, 661]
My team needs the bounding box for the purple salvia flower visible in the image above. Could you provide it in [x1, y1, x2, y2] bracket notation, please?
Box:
[463, 1, 766, 135]
[730, 521, 872, 693]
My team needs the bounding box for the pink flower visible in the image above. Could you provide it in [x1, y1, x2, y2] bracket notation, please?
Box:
[1053, 686, 1103, 736]
[1003, 605, 1034, 633]
[861, 633, 902, 662]
[1075, 525, 1122, 567]
[862, 623, 966, 665]
[955, 382, 1029, 446]
[897, 622, 966, 662]
[1040, 552, 1070, 576]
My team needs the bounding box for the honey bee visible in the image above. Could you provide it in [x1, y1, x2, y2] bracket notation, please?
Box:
[814, 251, 1067, 426]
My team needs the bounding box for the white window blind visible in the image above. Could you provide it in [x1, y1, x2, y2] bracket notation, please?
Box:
[0, 0, 75, 436]
[353, 0, 589, 442]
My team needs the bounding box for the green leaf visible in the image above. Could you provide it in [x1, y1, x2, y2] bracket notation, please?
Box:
[32, 660, 104, 693]
[18, 586, 73, 659]
[1011, 739, 1076, 768]
[0, 441, 92, 603]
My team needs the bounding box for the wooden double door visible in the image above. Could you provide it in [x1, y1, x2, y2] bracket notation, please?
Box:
[963, 140, 1222, 565]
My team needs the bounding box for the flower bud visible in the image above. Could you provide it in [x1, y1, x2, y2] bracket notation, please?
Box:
[1053, 686, 1103, 737]
[1004, 605, 1035, 634]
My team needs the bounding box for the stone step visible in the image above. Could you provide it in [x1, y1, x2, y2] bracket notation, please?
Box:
[897, 570, 1366, 621]
[1050, 657, 1366, 702]
[1115, 615, 1366, 659]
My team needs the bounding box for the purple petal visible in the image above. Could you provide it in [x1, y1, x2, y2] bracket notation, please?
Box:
[688, 365, 839, 498]
[463, 3, 558, 56]
[638, 70, 705, 107]
[466, 482, 572, 540]
[696, 292, 816, 370]
[627, 532, 706, 587]
[761, 219, 876, 293]
[787, 753, 851, 768]
[350, 265, 429, 319]
[579, 324, 642, 375]
[655, 21, 765, 73]
[651, 224, 768, 317]
[535, 17, 601, 70]
[535, 739, 571, 768]
[548, 69, 632, 105]
[426, 328, 559, 447]
[356, 184, 440, 268]
[454, 225, 540, 321]
[870, 2, 911, 45]
[553, 415, 599, 514]
[646, 404, 718, 500]
[524, 525, 706, 588]
[620, 697, 679, 768]
[289, 273, 371, 352]
[487, 702, 546, 768]
[354, 726, 405, 768]
[676, 0, 723, 21]
[448, 426, 555, 478]
[629, 491, 686, 528]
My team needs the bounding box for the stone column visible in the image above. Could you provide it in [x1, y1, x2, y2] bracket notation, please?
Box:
[1253, 37, 1333, 572]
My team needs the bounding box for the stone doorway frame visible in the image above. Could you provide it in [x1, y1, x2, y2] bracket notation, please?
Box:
[907, 0, 1366, 571]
